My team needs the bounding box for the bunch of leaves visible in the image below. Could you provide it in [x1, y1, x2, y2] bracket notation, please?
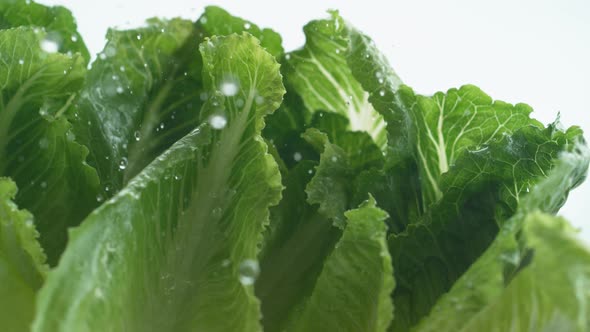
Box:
[0, 1, 589, 331]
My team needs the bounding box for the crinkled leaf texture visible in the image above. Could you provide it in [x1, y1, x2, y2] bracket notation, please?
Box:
[0, 26, 100, 265]
[413, 141, 590, 332]
[33, 33, 284, 332]
[282, 11, 389, 149]
[0, 178, 47, 332]
[0, 0, 90, 62]
[73, 8, 283, 198]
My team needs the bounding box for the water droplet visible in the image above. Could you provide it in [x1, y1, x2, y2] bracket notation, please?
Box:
[71, 35, 78, 42]
[379, 90, 385, 97]
[331, 156, 338, 162]
[116, 86, 124, 94]
[159, 123, 165, 130]
[200, 17, 208, 24]
[235, 98, 245, 108]
[136, 34, 142, 40]
[40, 181, 47, 189]
[118, 158, 128, 170]
[96, 194, 104, 202]
[119, 66, 126, 72]
[238, 259, 260, 286]
[378, 78, 384, 84]
[40, 37, 59, 53]
[255, 95, 265, 105]
[335, 49, 341, 54]
[284, 54, 291, 60]
[220, 79, 239, 96]
[221, 259, 231, 267]
[209, 114, 227, 130]
[200, 92, 208, 101]
[174, 174, 182, 181]
[293, 152, 302, 162]
[18, 59, 24, 65]
[134, 131, 141, 141]
[99, 53, 107, 60]
[244, 23, 251, 30]
[308, 169, 313, 174]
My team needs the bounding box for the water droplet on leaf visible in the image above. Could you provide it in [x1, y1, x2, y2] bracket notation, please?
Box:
[238, 259, 259, 286]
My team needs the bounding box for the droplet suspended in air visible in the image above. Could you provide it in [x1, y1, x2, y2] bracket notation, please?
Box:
[71, 35, 78, 42]
[244, 23, 251, 30]
[134, 131, 141, 141]
[238, 259, 260, 286]
[40, 37, 59, 53]
[293, 152, 302, 162]
[18, 59, 24, 65]
[379, 90, 385, 97]
[209, 114, 227, 130]
[220, 79, 239, 96]
[116, 86, 124, 94]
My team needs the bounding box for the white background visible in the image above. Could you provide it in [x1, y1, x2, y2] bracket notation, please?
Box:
[40, 0, 590, 241]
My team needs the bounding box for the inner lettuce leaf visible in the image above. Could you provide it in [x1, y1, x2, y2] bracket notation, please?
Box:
[0, 178, 48, 332]
[0, 26, 100, 265]
[33, 33, 284, 332]
[282, 11, 389, 149]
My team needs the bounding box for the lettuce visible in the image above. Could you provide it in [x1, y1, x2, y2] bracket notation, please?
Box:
[0, 1, 588, 332]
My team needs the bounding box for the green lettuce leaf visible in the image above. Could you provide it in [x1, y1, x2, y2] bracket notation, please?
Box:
[0, 178, 47, 332]
[74, 8, 283, 198]
[459, 212, 590, 332]
[285, 197, 394, 332]
[303, 120, 384, 226]
[70, 18, 203, 195]
[257, 161, 341, 332]
[388, 124, 586, 331]
[33, 33, 283, 332]
[283, 11, 388, 149]
[412, 140, 590, 332]
[0, 0, 90, 62]
[0, 27, 100, 264]
[399, 85, 544, 208]
[197, 6, 283, 58]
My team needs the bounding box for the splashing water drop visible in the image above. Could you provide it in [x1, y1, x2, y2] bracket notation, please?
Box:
[238, 259, 260, 286]
[220, 79, 239, 96]
[209, 114, 227, 130]
[40, 37, 59, 53]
